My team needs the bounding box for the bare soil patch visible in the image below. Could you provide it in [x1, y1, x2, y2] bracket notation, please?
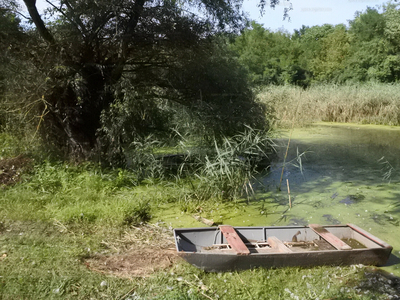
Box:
[86, 248, 177, 277]
[85, 224, 180, 278]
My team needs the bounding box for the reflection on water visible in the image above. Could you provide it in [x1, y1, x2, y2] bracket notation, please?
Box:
[261, 123, 400, 275]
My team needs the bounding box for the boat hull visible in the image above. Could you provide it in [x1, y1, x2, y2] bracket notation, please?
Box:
[174, 224, 392, 272]
[179, 248, 391, 272]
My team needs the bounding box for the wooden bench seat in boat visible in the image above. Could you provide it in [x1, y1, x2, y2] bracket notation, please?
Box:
[309, 224, 352, 250]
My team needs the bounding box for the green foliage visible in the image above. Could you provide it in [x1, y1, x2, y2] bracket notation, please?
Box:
[349, 7, 386, 42]
[0, 133, 19, 159]
[1, 0, 270, 163]
[97, 37, 268, 167]
[231, 22, 301, 85]
[310, 25, 350, 82]
[232, 4, 400, 85]
[384, 3, 400, 46]
[0, 4, 28, 134]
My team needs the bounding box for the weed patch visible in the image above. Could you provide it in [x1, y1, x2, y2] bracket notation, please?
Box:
[0, 161, 164, 225]
[176, 127, 275, 202]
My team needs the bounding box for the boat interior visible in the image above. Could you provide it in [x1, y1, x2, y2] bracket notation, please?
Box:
[174, 224, 387, 255]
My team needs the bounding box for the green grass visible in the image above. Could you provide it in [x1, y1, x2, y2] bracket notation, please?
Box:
[1, 221, 399, 299]
[0, 161, 159, 225]
[258, 83, 400, 128]
[0, 132, 25, 159]
[0, 222, 395, 300]
[0, 222, 132, 299]
[1, 160, 399, 299]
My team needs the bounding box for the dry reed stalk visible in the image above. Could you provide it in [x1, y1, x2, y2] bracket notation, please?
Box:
[259, 84, 400, 127]
[287, 179, 291, 208]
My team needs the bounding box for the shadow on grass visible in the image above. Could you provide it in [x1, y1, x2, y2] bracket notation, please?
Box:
[383, 253, 400, 267]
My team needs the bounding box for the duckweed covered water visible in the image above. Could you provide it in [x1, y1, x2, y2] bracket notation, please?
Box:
[154, 123, 400, 276]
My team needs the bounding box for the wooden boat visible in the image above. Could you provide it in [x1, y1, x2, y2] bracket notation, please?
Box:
[173, 224, 393, 272]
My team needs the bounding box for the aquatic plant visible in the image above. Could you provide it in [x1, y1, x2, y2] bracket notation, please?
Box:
[178, 126, 275, 202]
[289, 147, 309, 177]
[378, 156, 394, 182]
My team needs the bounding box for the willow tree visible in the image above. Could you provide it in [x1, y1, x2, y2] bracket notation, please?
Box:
[4, 0, 282, 162]
[0, 1, 27, 131]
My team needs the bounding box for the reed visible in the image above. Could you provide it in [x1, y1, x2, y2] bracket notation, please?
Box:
[378, 156, 395, 183]
[177, 126, 275, 202]
[257, 83, 400, 128]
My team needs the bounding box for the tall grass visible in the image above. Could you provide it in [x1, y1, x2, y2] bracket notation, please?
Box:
[177, 127, 275, 202]
[257, 83, 400, 128]
[0, 125, 276, 228]
[0, 161, 158, 225]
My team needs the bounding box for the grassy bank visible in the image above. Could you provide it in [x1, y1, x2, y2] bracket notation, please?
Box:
[2, 220, 398, 300]
[258, 83, 400, 128]
[1, 159, 400, 299]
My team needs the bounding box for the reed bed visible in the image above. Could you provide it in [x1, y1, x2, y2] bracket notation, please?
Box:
[257, 83, 400, 128]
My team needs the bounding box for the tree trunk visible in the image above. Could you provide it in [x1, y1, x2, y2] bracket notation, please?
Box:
[22, 0, 147, 160]
[44, 64, 115, 160]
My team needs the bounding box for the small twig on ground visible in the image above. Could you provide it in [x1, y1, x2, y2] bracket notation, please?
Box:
[193, 215, 215, 226]
[236, 272, 254, 300]
[118, 286, 137, 300]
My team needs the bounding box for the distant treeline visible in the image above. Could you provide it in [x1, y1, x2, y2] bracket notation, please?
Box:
[231, 3, 400, 87]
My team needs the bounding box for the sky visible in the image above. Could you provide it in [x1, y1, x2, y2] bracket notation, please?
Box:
[242, 0, 388, 33]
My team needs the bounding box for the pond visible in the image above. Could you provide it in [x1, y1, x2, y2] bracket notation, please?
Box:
[261, 123, 400, 276]
[155, 122, 400, 276]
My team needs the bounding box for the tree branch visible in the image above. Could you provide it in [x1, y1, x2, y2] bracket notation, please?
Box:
[63, 0, 88, 35]
[44, 0, 85, 38]
[121, 0, 146, 57]
[22, 0, 56, 45]
[111, 0, 147, 83]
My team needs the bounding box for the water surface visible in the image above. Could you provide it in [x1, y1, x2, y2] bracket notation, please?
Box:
[261, 123, 400, 275]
